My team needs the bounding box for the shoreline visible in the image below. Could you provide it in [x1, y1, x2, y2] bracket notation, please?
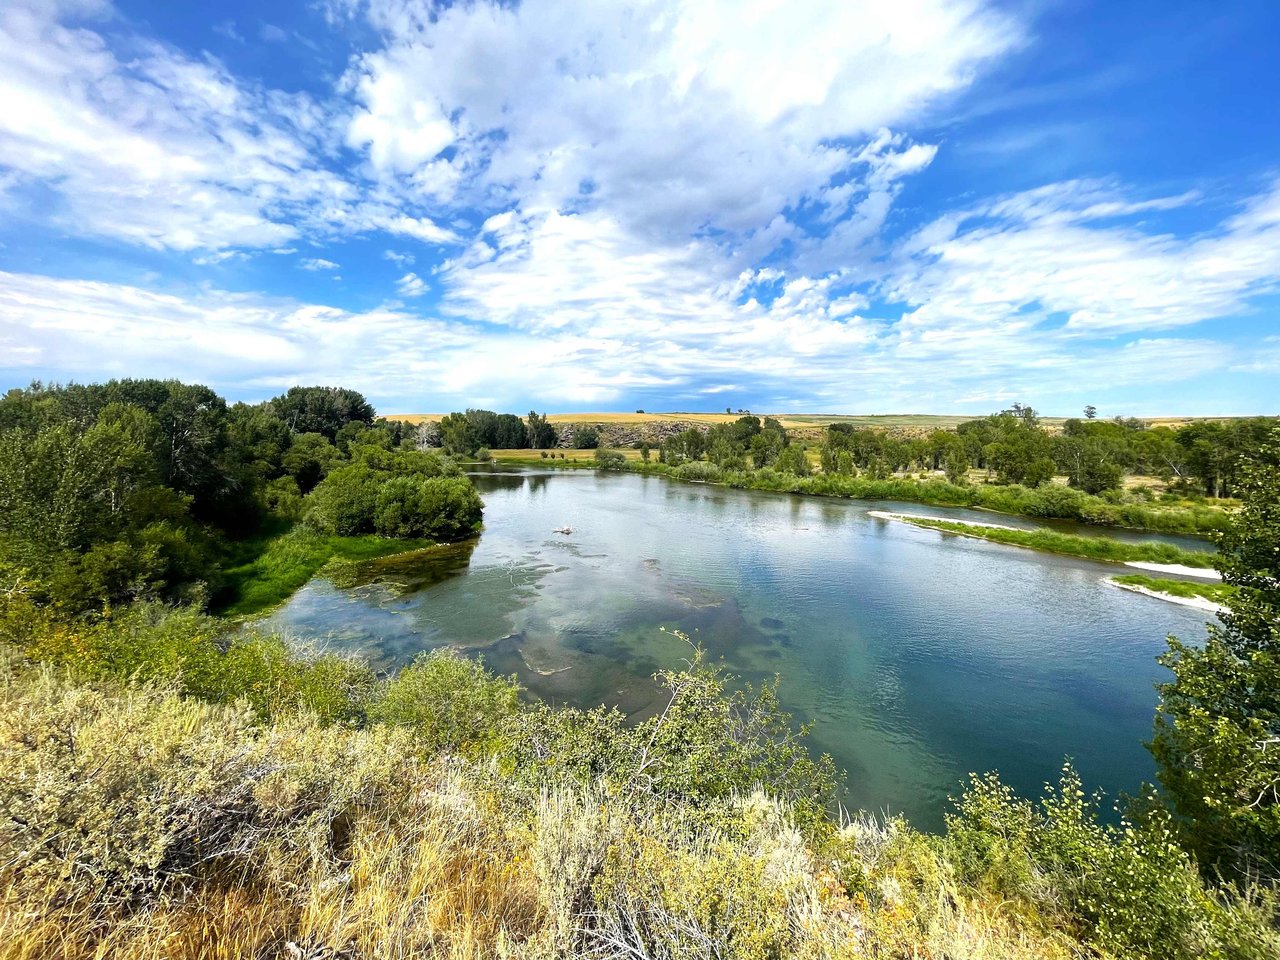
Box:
[866, 509, 1024, 532]
[867, 510, 1214, 569]
[1122, 561, 1222, 580]
[491, 457, 1225, 538]
[1107, 579, 1228, 614]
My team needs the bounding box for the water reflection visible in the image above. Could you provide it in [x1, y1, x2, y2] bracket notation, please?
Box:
[260, 469, 1211, 828]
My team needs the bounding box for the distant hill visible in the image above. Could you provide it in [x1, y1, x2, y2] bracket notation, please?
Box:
[384, 411, 1253, 433]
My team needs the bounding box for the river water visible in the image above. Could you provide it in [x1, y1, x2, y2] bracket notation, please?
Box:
[260, 468, 1212, 828]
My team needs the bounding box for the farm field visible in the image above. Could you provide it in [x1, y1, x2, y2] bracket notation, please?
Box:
[388, 411, 1256, 432]
[389, 411, 1066, 430]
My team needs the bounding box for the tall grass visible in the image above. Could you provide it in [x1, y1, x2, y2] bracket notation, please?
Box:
[894, 516, 1216, 567]
[1111, 573, 1235, 604]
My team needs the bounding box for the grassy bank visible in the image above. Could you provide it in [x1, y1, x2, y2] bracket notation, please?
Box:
[214, 524, 433, 618]
[1111, 573, 1236, 605]
[1, 599, 1274, 960]
[889, 516, 1216, 567]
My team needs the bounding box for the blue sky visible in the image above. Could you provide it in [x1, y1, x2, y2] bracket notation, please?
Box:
[1, 0, 1278, 416]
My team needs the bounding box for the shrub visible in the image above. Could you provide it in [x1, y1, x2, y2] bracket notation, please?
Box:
[674, 460, 724, 482]
[594, 448, 627, 470]
[304, 464, 378, 535]
[942, 767, 1279, 960]
[369, 649, 520, 755]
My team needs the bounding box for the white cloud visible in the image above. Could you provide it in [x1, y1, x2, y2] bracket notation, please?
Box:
[396, 272, 427, 297]
[340, 0, 1017, 259]
[4, 1, 1279, 415]
[885, 178, 1280, 336]
[0, 1, 466, 254]
[0, 1, 351, 251]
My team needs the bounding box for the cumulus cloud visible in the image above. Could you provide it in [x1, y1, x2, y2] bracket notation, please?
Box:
[396, 272, 427, 297]
[3, 0, 1280, 414]
[342, 0, 1016, 250]
[0, 0, 463, 254]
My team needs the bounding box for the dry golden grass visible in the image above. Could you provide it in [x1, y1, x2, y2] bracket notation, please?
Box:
[386, 411, 1011, 430]
[385, 412, 1253, 437]
[492, 447, 644, 461]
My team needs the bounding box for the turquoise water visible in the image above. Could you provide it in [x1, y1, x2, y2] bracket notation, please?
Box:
[260, 469, 1211, 828]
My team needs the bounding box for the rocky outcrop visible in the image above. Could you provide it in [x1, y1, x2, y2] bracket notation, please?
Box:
[552, 420, 715, 448]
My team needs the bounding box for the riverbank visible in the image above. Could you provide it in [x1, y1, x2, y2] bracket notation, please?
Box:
[1108, 574, 1232, 614]
[214, 525, 436, 618]
[492, 455, 1229, 535]
[870, 512, 1215, 568]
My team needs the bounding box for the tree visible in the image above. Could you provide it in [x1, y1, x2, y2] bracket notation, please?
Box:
[572, 426, 600, 449]
[774, 445, 810, 476]
[1151, 431, 1280, 879]
[527, 411, 557, 449]
[944, 445, 970, 484]
[269, 386, 374, 440]
[492, 413, 528, 449]
[1084, 405, 1098, 420]
[594, 448, 627, 471]
[282, 433, 341, 493]
[438, 412, 474, 456]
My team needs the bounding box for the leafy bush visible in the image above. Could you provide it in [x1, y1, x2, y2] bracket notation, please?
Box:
[304, 464, 379, 535]
[308, 464, 482, 541]
[593, 448, 627, 470]
[942, 767, 1279, 960]
[673, 460, 724, 482]
[369, 649, 520, 755]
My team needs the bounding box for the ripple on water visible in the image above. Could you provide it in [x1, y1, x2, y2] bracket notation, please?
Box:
[263, 470, 1210, 829]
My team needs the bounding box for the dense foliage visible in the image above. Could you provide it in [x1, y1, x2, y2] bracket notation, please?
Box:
[0, 381, 483, 612]
[818, 404, 1278, 499]
[1153, 431, 1280, 880]
[439, 407, 558, 455]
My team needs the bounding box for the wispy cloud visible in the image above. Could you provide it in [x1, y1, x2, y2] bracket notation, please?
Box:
[1, 0, 1278, 413]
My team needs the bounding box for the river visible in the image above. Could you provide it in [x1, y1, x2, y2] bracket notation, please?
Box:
[259, 468, 1212, 828]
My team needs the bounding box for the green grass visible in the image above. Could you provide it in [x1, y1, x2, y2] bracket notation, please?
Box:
[213, 523, 431, 618]
[892, 517, 1216, 567]
[1111, 574, 1234, 604]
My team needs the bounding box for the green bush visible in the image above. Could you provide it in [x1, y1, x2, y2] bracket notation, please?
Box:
[304, 464, 379, 535]
[673, 460, 724, 482]
[594, 448, 627, 470]
[369, 649, 520, 755]
[942, 767, 1279, 960]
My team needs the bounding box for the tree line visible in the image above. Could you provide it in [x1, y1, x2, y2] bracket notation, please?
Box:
[0, 381, 482, 612]
[816, 405, 1278, 497]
